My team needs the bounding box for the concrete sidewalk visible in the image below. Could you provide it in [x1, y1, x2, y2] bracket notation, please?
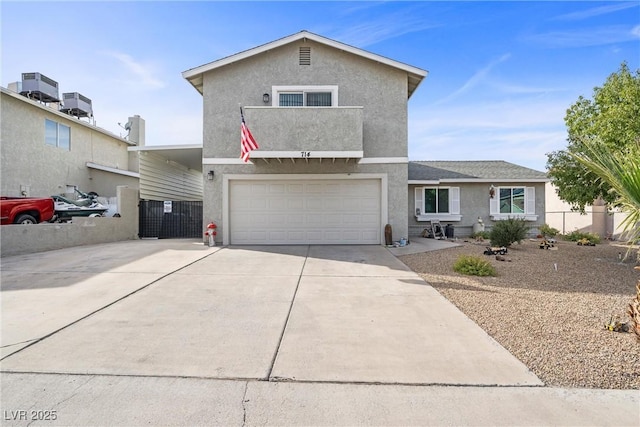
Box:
[1, 240, 638, 426]
[2, 372, 636, 426]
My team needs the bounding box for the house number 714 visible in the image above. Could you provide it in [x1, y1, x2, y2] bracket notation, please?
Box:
[301, 151, 311, 158]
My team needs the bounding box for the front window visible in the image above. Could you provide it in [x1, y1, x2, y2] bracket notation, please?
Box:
[45, 119, 70, 150]
[424, 188, 449, 214]
[499, 187, 525, 214]
[415, 186, 460, 221]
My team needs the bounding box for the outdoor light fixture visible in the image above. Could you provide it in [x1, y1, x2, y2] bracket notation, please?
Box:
[207, 170, 215, 180]
[489, 185, 495, 199]
[263, 93, 270, 104]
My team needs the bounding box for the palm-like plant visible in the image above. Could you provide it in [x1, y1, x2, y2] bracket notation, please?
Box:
[570, 138, 640, 248]
[571, 138, 640, 342]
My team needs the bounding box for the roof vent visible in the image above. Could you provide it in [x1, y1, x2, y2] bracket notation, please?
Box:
[20, 72, 60, 103]
[60, 92, 93, 118]
[299, 47, 311, 65]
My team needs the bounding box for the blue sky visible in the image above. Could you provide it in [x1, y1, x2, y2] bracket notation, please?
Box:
[2, 1, 638, 172]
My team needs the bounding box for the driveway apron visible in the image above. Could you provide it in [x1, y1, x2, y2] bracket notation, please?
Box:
[271, 245, 541, 385]
[1, 241, 540, 386]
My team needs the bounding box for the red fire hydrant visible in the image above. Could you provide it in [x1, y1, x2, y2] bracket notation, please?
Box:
[204, 222, 217, 247]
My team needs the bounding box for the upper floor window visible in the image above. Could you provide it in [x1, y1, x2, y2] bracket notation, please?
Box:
[45, 119, 70, 150]
[272, 85, 338, 107]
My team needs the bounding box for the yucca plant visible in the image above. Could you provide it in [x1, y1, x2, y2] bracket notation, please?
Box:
[571, 139, 640, 341]
[571, 138, 640, 252]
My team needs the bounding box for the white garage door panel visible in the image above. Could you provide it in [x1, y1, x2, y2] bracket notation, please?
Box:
[229, 179, 381, 245]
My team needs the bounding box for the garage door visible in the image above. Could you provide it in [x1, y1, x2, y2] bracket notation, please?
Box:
[229, 179, 381, 244]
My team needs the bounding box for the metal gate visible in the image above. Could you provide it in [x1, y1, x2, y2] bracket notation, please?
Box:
[139, 200, 203, 239]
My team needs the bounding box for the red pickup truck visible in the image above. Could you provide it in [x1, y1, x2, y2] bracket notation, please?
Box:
[0, 197, 55, 225]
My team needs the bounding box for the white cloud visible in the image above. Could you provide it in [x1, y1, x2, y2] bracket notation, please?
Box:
[102, 51, 166, 89]
[524, 25, 640, 48]
[552, 3, 639, 21]
[408, 97, 572, 171]
[487, 81, 566, 95]
[433, 53, 511, 105]
[330, 5, 440, 47]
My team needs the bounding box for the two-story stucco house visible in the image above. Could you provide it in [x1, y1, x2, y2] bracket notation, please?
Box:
[183, 31, 427, 245]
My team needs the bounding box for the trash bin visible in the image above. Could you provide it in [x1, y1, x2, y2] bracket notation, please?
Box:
[445, 224, 454, 239]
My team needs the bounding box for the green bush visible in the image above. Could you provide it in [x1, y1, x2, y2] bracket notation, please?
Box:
[453, 255, 497, 277]
[489, 218, 529, 247]
[470, 231, 491, 240]
[539, 223, 559, 238]
[564, 230, 602, 244]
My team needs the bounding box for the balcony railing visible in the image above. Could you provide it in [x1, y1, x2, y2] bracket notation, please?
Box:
[243, 106, 363, 158]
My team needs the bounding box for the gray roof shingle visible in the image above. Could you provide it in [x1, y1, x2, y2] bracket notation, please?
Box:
[409, 161, 548, 181]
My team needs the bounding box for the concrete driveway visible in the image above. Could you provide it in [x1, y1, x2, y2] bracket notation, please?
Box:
[1, 240, 637, 426]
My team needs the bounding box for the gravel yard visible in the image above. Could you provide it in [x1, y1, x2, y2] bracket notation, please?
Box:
[400, 239, 640, 390]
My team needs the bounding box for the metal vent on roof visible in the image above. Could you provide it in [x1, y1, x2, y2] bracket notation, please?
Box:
[60, 92, 93, 118]
[20, 72, 60, 103]
[299, 47, 311, 65]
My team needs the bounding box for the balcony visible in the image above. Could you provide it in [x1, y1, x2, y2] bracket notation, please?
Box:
[243, 106, 363, 161]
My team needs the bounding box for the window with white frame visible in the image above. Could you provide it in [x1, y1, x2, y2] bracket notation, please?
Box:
[500, 187, 525, 214]
[272, 85, 338, 107]
[45, 119, 70, 150]
[490, 186, 537, 220]
[414, 186, 461, 221]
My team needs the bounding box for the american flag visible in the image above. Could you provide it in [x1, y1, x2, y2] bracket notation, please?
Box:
[240, 108, 258, 162]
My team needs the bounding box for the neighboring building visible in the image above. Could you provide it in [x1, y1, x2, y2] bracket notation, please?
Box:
[183, 31, 427, 245]
[1, 85, 139, 199]
[408, 161, 549, 237]
[545, 183, 629, 238]
[2, 77, 204, 239]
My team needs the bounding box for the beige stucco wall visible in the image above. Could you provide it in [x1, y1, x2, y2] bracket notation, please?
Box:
[200, 39, 411, 240]
[544, 183, 592, 234]
[545, 183, 630, 237]
[1, 89, 138, 198]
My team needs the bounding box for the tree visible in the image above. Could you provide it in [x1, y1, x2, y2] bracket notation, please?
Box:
[547, 62, 640, 212]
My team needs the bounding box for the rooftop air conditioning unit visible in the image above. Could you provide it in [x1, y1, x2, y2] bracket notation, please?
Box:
[61, 92, 93, 118]
[20, 72, 60, 103]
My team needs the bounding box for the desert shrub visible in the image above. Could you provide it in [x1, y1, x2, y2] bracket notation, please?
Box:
[453, 255, 497, 277]
[489, 218, 529, 247]
[564, 230, 602, 244]
[470, 231, 490, 240]
[539, 223, 559, 238]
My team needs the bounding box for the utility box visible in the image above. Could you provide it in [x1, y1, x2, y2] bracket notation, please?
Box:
[20, 72, 60, 103]
[61, 92, 93, 118]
